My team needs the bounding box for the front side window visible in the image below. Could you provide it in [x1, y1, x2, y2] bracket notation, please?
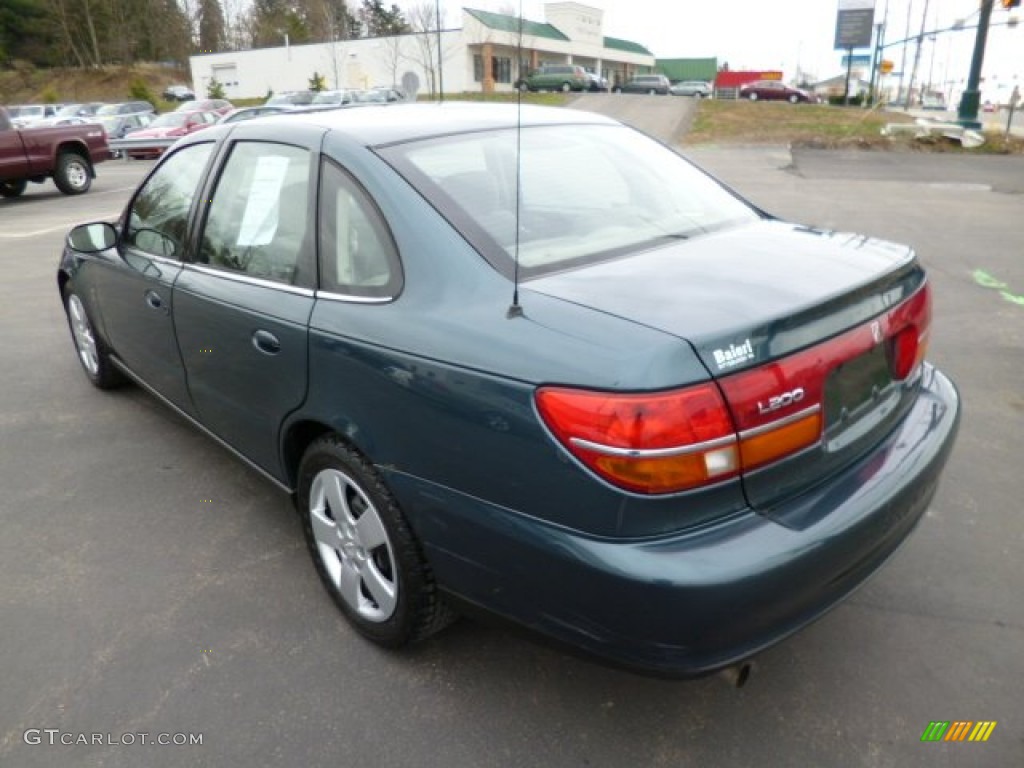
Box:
[126, 142, 214, 259]
[380, 125, 759, 277]
[318, 159, 401, 298]
[197, 142, 312, 286]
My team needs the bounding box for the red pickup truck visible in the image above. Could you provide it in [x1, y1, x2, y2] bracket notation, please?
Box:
[0, 105, 109, 197]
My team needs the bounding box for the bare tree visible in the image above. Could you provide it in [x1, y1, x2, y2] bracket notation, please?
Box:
[406, 1, 447, 97]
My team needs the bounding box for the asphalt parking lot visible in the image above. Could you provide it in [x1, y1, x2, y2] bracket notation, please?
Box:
[1, 146, 1022, 767]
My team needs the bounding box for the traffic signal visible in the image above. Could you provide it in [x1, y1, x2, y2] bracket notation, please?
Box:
[1002, 0, 1021, 10]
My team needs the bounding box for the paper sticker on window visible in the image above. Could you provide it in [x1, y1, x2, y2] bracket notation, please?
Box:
[236, 156, 290, 246]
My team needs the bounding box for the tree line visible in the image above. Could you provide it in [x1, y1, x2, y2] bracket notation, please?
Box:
[0, 0, 420, 68]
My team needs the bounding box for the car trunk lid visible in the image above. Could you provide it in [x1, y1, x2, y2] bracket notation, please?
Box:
[527, 220, 929, 515]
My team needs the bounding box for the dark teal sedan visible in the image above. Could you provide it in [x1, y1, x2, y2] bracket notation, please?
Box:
[58, 104, 960, 677]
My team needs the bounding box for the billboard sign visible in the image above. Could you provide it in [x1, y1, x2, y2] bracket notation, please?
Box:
[834, 0, 875, 50]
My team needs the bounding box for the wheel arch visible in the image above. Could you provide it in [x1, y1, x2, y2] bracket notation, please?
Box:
[54, 140, 95, 177]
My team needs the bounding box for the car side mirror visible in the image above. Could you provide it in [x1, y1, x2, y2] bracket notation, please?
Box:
[67, 222, 117, 253]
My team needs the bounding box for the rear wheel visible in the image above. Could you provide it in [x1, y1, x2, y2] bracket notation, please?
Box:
[0, 179, 27, 198]
[648, 88, 657, 95]
[298, 436, 455, 647]
[53, 152, 92, 195]
[517, 81, 529, 92]
[748, 91, 758, 101]
[561, 82, 572, 92]
[788, 93, 800, 104]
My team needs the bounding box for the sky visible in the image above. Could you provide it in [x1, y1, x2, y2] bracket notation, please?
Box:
[407, 0, 1022, 94]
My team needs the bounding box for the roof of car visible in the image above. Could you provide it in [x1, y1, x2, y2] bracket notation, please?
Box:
[206, 103, 617, 147]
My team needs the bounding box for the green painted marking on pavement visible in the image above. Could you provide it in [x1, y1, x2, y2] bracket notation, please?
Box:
[973, 269, 1024, 306]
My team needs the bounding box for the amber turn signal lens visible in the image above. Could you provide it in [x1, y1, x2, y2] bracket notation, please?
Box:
[739, 411, 822, 470]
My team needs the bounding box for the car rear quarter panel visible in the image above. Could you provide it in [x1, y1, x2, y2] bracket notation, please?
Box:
[289, 137, 746, 536]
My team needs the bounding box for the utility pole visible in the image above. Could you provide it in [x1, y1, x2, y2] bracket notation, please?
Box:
[897, 0, 914, 106]
[904, 0, 931, 108]
[958, 0, 995, 128]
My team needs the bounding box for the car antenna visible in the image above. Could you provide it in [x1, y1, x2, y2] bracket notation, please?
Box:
[507, 0, 525, 319]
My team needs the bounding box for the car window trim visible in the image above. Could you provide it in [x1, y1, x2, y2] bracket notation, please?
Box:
[183, 262, 316, 297]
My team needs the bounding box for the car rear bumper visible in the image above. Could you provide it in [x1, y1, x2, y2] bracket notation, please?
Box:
[386, 365, 959, 677]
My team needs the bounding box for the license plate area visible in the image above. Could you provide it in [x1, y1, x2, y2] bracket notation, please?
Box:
[822, 344, 897, 452]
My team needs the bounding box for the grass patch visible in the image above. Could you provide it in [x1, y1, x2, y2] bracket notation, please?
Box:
[684, 99, 1024, 153]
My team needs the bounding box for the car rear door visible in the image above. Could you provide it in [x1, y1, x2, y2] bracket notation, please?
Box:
[172, 123, 324, 478]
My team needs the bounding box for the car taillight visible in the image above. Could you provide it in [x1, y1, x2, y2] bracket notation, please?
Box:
[888, 281, 931, 380]
[535, 385, 739, 494]
[535, 281, 932, 495]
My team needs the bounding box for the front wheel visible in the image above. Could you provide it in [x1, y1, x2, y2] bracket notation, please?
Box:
[63, 286, 124, 388]
[298, 436, 455, 647]
[748, 92, 758, 101]
[788, 93, 800, 104]
[561, 82, 572, 92]
[0, 179, 27, 198]
[53, 152, 92, 195]
[517, 81, 529, 93]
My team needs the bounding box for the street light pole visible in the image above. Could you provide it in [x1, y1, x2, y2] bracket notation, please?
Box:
[957, 0, 995, 128]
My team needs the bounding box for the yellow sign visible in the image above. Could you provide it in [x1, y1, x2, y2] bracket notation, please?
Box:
[880, 60, 894, 74]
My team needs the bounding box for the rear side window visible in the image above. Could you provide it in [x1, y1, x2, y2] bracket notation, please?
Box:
[317, 159, 401, 299]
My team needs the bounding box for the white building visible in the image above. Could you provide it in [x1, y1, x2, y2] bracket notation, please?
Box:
[188, 3, 655, 99]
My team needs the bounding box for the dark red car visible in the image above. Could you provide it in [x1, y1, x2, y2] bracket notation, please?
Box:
[125, 110, 219, 159]
[740, 80, 816, 103]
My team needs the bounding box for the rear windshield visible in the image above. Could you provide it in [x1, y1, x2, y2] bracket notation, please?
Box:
[378, 124, 758, 277]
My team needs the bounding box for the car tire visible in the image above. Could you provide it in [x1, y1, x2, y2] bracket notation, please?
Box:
[298, 435, 455, 648]
[612, 86, 622, 93]
[0, 179, 27, 198]
[517, 82, 529, 92]
[561, 82, 572, 93]
[748, 92, 758, 101]
[63, 286, 125, 389]
[53, 152, 92, 195]
[788, 94, 800, 104]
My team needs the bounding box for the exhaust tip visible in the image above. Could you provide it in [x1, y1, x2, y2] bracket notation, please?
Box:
[719, 661, 753, 688]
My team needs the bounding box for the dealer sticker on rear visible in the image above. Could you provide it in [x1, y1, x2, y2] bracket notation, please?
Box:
[712, 338, 754, 370]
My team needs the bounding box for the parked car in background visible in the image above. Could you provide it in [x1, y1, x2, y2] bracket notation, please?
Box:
[586, 72, 609, 92]
[311, 90, 356, 107]
[95, 101, 155, 118]
[920, 92, 947, 110]
[616, 74, 671, 95]
[7, 104, 63, 127]
[0, 105, 108, 196]
[34, 102, 105, 127]
[516, 65, 589, 92]
[669, 80, 712, 98]
[122, 110, 218, 159]
[57, 103, 959, 677]
[217, 106, 297, 124]
[175, 98, 233, 116]
[163, 84, 196, 102]
[266, 91, 317, 107]
[99, 112, 154, 140]
[740, 80, 816, 103]
[352, 88, 404, 104]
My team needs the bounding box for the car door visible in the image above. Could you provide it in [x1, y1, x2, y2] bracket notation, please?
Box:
[91, 141, 216, 412]
[172, 125, 323, 477]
